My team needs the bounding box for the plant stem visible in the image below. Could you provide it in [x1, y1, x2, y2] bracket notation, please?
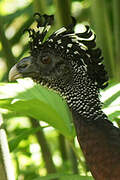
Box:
[30, 118, 57, 174]
[69, 140, 87, 174]
[90, 0, 115, 78]
[0, 114, 15, 180]
[54, 0, 71, 27]
[68, 140, 79, 173]
[112, 0, 120, 81]
[0, 19, 16, 71]
[58, 134, 68, 162]
[33, 0, 47, 13]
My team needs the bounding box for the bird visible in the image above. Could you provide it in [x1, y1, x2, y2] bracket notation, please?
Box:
[9, 14, 120, 180]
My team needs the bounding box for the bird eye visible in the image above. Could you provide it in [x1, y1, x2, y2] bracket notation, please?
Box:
[41, 56, 51, 64]
[17, 63, 28, 70]
[20, 64, 28, 68]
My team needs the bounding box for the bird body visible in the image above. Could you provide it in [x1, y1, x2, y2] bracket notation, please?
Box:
[9, 14, 120, 180]
[74, 112, 120, 180]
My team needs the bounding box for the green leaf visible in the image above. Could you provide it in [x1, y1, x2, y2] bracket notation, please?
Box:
[0, 79, 75, 139]
[101, 82, 120, 107]
[108, 111, 120, 122]
[103, 91, 120, 108]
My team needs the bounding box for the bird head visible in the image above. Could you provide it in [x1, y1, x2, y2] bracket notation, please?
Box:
[9, 14, 108, 98]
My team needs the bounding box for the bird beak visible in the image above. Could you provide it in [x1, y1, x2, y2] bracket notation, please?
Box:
[9, 56, 39, 82]
[9, 64, 23, 81]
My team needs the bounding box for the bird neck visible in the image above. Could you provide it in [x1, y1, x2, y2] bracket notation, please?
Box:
[66, 87, 106, 122]
[62, 66, 107, 122]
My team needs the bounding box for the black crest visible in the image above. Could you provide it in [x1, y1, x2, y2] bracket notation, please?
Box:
[24, 13, 54, 56]
[26, 13, 108, 89]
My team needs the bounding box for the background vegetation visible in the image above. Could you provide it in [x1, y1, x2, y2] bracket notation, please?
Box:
[0, 0, 120, 180]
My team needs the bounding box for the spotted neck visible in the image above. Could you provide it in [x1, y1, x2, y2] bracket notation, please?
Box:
[60, 62, 107, 122]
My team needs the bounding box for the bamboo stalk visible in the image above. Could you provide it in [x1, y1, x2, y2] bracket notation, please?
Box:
[90, 0, 115, 78]
[54, 0, 71, 27]
[58, 134, 68, 162]
[33, 0, 47, 13]
[0, 19, 16, 71]
[112, 0, 120, 81]
[69, 140, 87, 174]
[68, 141, 79, 173]
[30, 118, 57, 174]
[0, 114, 15, 180]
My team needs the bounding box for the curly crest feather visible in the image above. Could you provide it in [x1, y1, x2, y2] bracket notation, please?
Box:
[26, 13, 108, 89]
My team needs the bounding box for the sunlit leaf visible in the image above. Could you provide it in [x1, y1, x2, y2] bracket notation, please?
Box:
[101, 82, 120, 122]
[108, 111, 120, 122]
[0, 79, 75, 139]
[103, 91, 120, 108]
[101, 81, 120, 105]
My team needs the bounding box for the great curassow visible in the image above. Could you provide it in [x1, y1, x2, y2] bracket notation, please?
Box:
[9, 14, 120, 180]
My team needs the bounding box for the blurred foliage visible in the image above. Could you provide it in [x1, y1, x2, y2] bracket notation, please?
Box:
[0, 0, 120, 180]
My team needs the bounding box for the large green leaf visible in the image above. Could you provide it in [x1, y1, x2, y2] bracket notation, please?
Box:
[101, 81, 120, 123]
[103, 91, 120, 108]
[108, 111, 120, 122]
[101, 81, 120, 108]
[0, 79, 75, 139]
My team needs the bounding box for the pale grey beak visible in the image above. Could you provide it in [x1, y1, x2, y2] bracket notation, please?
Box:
[9, 64, 23, 81]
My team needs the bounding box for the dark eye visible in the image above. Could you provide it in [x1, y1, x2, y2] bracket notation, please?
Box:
[17, 63, 29, 70]
[20, 64, 28, 69]
[41, 56, 51, 64]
